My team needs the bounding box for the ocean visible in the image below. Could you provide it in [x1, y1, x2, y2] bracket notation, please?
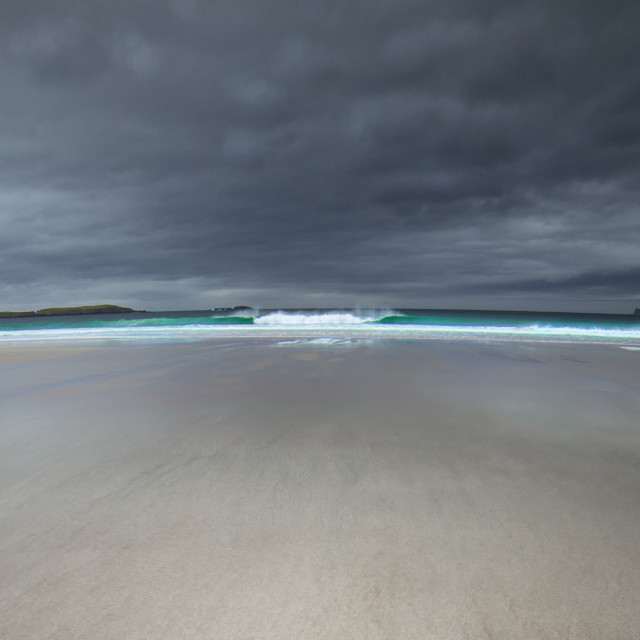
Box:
[1, 308, 640, 345]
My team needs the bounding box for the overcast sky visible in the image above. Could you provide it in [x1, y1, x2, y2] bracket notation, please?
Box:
[1, 0, 639, 312]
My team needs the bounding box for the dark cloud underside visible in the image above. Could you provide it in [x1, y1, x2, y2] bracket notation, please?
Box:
[1, 0, 639, 310]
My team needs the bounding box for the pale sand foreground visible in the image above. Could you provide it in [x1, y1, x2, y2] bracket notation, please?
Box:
[1, 339, 639, 639]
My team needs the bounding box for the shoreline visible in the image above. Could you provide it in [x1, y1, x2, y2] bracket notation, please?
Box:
[1, 328, 640, 347]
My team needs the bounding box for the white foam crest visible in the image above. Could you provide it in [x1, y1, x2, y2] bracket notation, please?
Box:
[391, 323, 640, 340]
[519, 324, 640, 338]
[254, 312, 373, 326]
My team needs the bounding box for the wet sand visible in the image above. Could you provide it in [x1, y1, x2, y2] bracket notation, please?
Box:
[1, 338, 639, 639]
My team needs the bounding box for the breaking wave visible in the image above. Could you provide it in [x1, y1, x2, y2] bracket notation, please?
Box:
[255, 312, 374, 326]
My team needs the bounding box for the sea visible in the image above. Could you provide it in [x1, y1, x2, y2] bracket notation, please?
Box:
[1, 308, 640, 346]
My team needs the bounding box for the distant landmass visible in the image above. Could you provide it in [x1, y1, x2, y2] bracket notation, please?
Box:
[212, 305, 253, 312]
[0, 304, 141, 319]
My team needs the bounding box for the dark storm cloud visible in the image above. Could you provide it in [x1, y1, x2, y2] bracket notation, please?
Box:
[485, 266, 640, 296]
[1, 0, 639, 311]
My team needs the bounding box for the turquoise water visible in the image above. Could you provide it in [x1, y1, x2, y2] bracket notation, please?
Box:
[1, 308, 640, 345]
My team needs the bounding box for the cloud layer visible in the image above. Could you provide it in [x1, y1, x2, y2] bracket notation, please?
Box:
[2, 0, 639, 311]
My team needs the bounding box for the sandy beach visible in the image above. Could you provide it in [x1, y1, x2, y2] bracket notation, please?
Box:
[1, 338, 639, 639]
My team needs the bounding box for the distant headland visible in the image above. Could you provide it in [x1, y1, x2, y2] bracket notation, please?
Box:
[0, 304, 142, 319]
[212, 305, 253, 312]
